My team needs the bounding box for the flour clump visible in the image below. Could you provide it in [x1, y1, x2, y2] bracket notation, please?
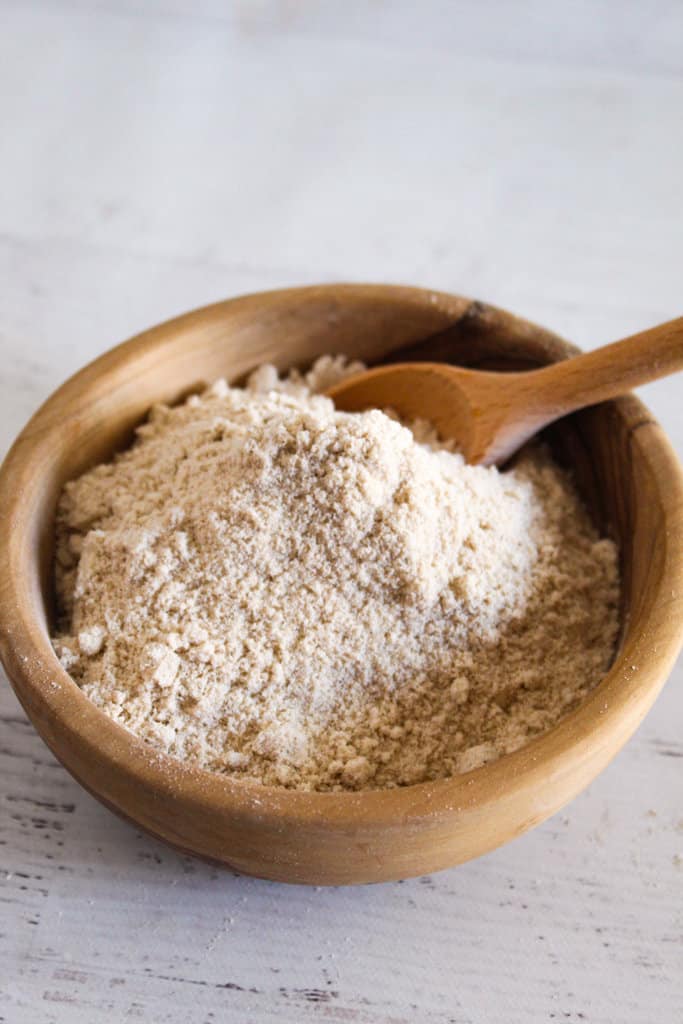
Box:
[52, 356, 620, 790]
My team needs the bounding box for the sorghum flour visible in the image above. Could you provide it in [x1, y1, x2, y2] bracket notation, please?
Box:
[52, 356, 620, 791]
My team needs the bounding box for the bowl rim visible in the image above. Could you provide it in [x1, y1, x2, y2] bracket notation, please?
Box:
[1, 282, 683, 832]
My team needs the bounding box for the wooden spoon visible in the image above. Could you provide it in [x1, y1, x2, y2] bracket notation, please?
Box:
[326, 316, 683, 465]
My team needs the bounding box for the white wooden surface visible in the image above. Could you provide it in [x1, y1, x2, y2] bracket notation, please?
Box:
[1, 3, 682, 1021]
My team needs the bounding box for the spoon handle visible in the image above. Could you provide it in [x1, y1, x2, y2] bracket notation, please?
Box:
[527, 316, 683, 417]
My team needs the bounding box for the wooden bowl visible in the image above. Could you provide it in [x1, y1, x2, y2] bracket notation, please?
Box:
[1, 284, 682, 885]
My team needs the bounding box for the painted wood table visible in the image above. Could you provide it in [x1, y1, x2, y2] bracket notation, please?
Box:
[1, 3, 681, 1021]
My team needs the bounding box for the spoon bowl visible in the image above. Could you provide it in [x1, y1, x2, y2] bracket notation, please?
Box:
[328, 318, 683, 464]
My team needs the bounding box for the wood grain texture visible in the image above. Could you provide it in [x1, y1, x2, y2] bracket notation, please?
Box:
[2, 3, 683, 1022]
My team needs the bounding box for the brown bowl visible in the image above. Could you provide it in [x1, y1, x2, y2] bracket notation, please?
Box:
[1, 284, 682, 885]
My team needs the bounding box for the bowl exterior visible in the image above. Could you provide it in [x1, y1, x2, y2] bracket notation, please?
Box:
[1, 284, 682, 885]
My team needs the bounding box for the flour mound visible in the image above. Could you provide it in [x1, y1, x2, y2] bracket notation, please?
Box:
[52, 357, 620, 791]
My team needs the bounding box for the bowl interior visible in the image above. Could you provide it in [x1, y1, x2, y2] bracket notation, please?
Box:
[34, 287, 639, 640]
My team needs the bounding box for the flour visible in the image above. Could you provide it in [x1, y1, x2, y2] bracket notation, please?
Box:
[52, 356, 620, 791]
